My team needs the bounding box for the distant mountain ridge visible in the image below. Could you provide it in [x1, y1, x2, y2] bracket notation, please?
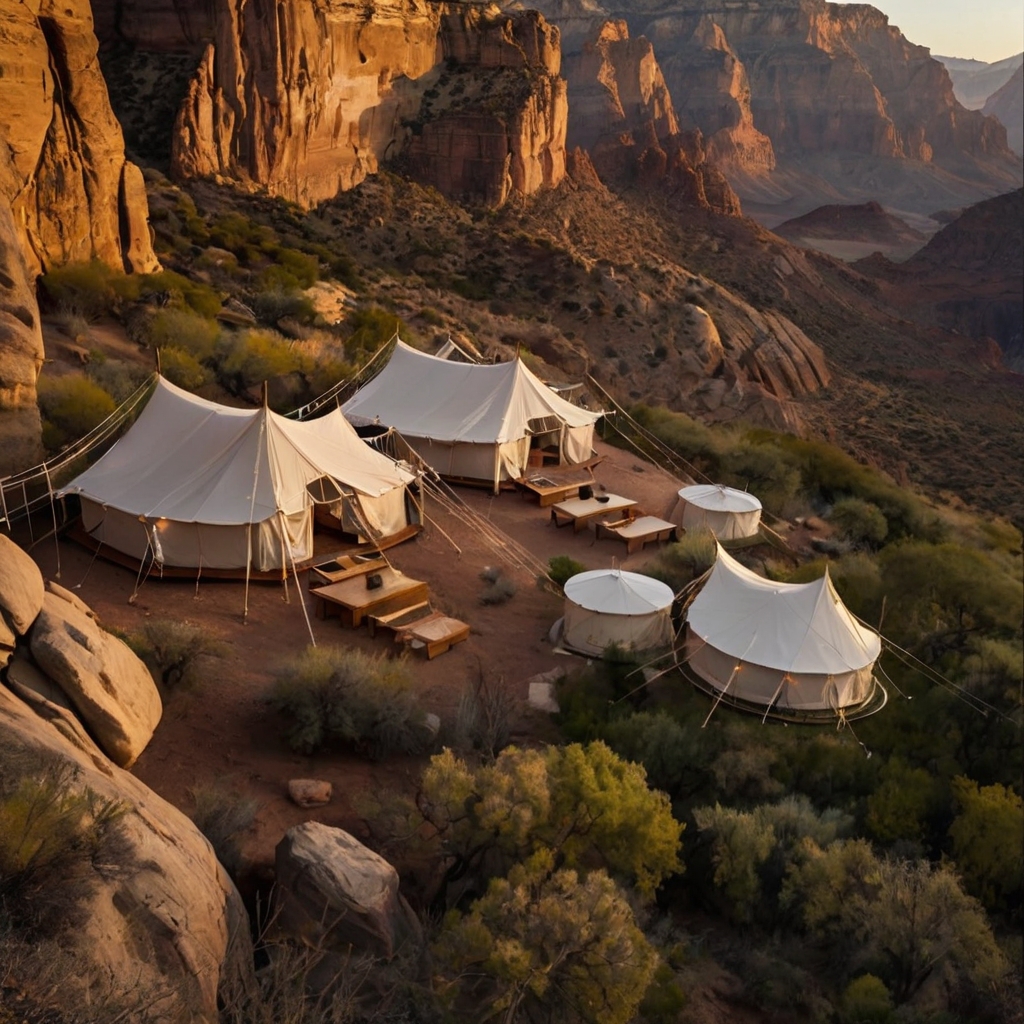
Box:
[984, 66, 1024, 157]
[935, 52, 1023, 109]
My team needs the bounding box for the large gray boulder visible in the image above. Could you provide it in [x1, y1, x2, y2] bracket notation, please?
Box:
[0, 532, 45, 635]
[275, 822, 422, 960]
[30, 589, 162, 767]
[0, 684, 254, 1022]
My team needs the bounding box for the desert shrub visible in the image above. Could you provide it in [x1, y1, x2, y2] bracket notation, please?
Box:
[0, 756, 128, 939]
[603, 711, 707, 798]
[250, 289, 318, 328]
[139, 269, 222, 318]
[840, 974, 893, 1023]
[645, 529, 716, 590]
[39, 260, 125, 318]
[271, 646, 428, 759]
[629, 403, 721, 473]
[37, 374, 116, 448]
[86, 357, 149, 403]
[448, 675, 516, 762]
[158, 346, 211, 390]
[829, 498, 888, 548]
[345, 307, 413, 363]
[217, 328, 311, 391]
[718, 442, 801, 515]
[127, 618, 224, 689]
[53, 302, 92, 340]
[189, 783, 258, 876]
[144, 307, 221, 360]
[547, 554, 586, 589]
[478, 566, 516, 604]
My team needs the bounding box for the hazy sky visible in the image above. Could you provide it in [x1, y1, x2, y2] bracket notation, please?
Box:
[877, 0, 1024, 63]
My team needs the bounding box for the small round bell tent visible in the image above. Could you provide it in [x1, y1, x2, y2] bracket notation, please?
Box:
[562, 569, 674, 657]
[682, 546, 883, 720]
[671, 484, 761, 542]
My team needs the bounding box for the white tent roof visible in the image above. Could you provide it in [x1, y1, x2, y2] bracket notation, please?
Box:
[564, 570, 674, 616]
[678, 484, 762, 514]
[687, 546, 880, 674]
[61, 377, 414, 525]
[342, 341, 600, 444]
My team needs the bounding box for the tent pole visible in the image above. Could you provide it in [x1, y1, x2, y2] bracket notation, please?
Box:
[761, 675, 790, 725]
[284, 530, 316, 648]
[702, 664, 740, 728]
[278, 512, 291, 603]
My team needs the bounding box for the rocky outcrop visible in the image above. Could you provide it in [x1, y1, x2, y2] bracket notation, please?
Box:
[0, 532, 46, 638]
[774, 201, 925, 244]
[172, 0, 443, 206]
[401, 10, 568, 206]
[0, 0, 158, 275]
[644, 14, 775, 177]
[275, 822, 422, 960]
[0, 683, 253, 1022]
[559, 19, 739, 212]
[30, 589, 163, 768]
[984, 66, 1023, 157]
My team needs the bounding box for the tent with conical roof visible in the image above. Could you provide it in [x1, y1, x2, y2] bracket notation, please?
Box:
[59, 377, 417, 572]
[342, 342, 601, 491]
[683, 546, 881, 717]
[562, 569, 675, 657]
[671, 484, 762, 541]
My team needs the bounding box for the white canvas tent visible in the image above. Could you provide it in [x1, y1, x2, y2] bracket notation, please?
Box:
[562, 569, 675, 657]
[684, 546, 881, 717]
[671, 484, 762, 542]
[59, 377, 417, 573]
[342, 342, 601, 491]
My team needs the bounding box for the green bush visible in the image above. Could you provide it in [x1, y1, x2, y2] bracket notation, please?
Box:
[249, 289, 317, 328]
[39, 260, 126, 318]
[829, 498, 888, 548]
[189, 783, 257, 877]
[85, 358, 149, 403]
[840, 975, 893, 1023]
[138, 270, 222, 318]
[548, 555, 586, 589]
[144, 308, 221, 361]
[271, 646, 429, 759]
[127, 618, 224, 688]
[603, 711, 707, 797]
[158, 347, 211, 390]
[645, 529, 716, 591]
[217, 329, 311, 391]
[37, 375, 116, 448]
[345, 307, 413, 363]
[479, 572, 517, 605]
[0, 757, 128, 939]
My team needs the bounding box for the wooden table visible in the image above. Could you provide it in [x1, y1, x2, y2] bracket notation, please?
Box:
[550, 494, 638, 533]
[312, 569, 429, 628]
[595, 515, 678, 554]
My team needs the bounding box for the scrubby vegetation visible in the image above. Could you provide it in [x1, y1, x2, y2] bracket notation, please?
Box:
[271, 646, 430, 759]
[127, 618, 225, 689]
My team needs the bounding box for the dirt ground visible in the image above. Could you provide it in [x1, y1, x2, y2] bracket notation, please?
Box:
[26, 440, 688, 871]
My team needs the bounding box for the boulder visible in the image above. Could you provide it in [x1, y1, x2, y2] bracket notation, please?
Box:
[5, 649, 74, 711]
[275, 822, 422, 960]
[30, 591, 162, 767]
[287, 779, 333, 809]
[47, 579, 98, 621]
[0, 684, 254, 1021]
[0, 533, 45, 635]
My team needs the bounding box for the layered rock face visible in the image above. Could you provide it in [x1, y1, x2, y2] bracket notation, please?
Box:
[170, 0, 568, 207]
[172, 0, 443, 206]
[642, 14, 774, 176]
[401, 9, 568, 205]
[559, 19, 739, 213]
[984, 66, 1023, 157]
[0, 0, 158, 275]
[613, 0, 1016, 167]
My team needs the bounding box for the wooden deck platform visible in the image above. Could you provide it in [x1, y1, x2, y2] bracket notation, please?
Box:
[312, 569, 429, 628]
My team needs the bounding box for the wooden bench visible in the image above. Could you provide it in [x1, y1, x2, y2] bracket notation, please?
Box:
[395, 612, 471, 659]
[595, 515, 678, 554]
[312, 569, 429, 629]
[367, 601, 432, 638]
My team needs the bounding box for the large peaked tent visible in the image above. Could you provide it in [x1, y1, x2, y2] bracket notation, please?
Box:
[684, 546, 881, 717]
[342, 342, 601, 491]
[60, 377, 417, 572]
